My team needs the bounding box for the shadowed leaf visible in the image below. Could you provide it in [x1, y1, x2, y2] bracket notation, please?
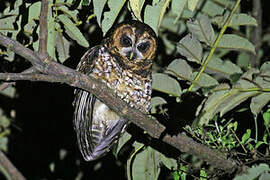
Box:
[152, 73, 182, 97]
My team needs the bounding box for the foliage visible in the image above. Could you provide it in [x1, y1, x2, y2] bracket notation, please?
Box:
[0, 0, 270, 179]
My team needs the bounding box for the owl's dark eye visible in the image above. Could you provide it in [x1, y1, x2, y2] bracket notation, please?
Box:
[120, 35, 132, 47]
[137, 42, 150, 52]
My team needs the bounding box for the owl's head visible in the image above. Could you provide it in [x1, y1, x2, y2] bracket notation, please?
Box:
[106, 20, 157, 73]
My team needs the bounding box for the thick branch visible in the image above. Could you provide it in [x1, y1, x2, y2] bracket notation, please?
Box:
[0, 34, 237, 172]
[0, 151, 26, 180]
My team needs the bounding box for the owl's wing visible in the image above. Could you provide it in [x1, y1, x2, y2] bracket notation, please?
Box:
[73, 90, 96, 159]
[73, 46, 127, 161]
[73, 46, 100, 160]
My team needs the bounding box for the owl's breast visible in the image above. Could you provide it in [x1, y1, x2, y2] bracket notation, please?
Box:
[91, 48, 151, 112]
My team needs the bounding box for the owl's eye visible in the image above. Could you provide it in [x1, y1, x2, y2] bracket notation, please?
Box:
[137, 42, 150, 52]
[120, 35, 132, 47]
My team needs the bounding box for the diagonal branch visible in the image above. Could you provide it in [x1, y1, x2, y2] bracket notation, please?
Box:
[0, 151, 26, 180]
[0, 33, 237, 172]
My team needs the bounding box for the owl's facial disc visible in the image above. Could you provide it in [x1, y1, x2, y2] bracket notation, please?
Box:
[110, 21, 157, 65]
[119, 34, 151, 61]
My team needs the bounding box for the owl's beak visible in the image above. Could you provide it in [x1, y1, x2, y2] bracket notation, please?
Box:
[128, 51, 137, 60]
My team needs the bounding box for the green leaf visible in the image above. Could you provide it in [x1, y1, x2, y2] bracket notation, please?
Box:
[24, 20, 37, 35]
[255, 141, 266, 149]
[237, 52, 250, 69]
[55, 30, 71, 63]
[152, 73, 182, 97]
[0, 16, 17, 33]
[260, 62, 270, 81]
[241, 129, 251, 144]
[171, 0, 187, 23]
[200, 169, 207, 179]
[191, 72, 218, 88]
[0, 86, 16, 98]
[56, 6, 80, 25]
[187, 14, 215, 46]
[0, 137, 8, 152]
[131, 146, 161, 180]
[261, 62, 270, 72]
[219, 88, 258, 117]
[230, 13, 257, 27]
[160, 154, 177, 170]
[115, 132, 132, 157]
[3, 0, 22, 15]
[101, 0, 126, 35]
[206, 57, 242, 79]
[82, 0, 91, 5]
[218, 34, 255, 54]
[197, 78, 260, 125]
[263, 110, 270, 130]
[144, 0, 169, 35]
[166, 59, 193, 80]
[150, 96, 167, 114]
[213, 13, 257, 28]
[259, 172, 270, 180]
[0, 115, 10, 129]
[55, 0, 74, 5]
[174, 171, 181, 180]
[129, 0, 145, 21]
[177, 34, 202, 63]
[161, 13, 186, 34]
[93, 0, 108, 26]
[28, 2, 41, 22]
[250, 93, 270, 116]
[200, 0, 229, 17]
[197, 84, 230, 125]
[234, 164, 270, 180]
[187, 0, 199, 11]
[58, 14, 89, 47]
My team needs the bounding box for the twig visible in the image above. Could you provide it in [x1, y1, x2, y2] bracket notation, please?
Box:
[188, 0, 242, 91]
[0, 151, 26, 180]
[0, 72, 64, 83]
[38, 0, 49, 58]
[250, 0, 262, 67]
[0, 67, 37, 91]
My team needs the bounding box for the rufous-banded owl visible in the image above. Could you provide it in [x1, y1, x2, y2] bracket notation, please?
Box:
[73, 20, 157, 161]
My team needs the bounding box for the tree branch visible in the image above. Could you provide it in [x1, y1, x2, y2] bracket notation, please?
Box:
[0, 67, 37, 91]
[0, 151, 26, 180]
[38, 0, 49, 58]
[0, 33, 237, 172]
[250, 0, 262, 67]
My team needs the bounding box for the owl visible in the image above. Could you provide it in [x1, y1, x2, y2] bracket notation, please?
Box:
[73, 20, 157, 161]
